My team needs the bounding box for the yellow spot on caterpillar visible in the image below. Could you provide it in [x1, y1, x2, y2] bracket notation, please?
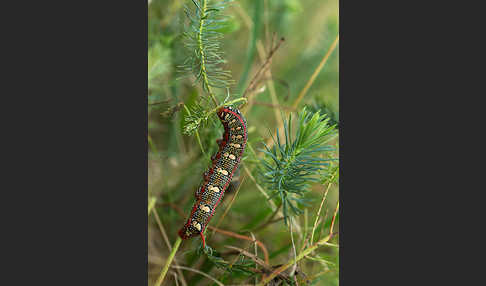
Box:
[208, 185, 220, 193]
[199, 204, 210, 213]
[236, 135, 243, 139]
[236, 126, 241, 130]
[223, 152, 229, 157]
[224, 114, 230, 120]
[231, 127, 235, 131]
[230, 143, 241, 148]
[217, 168, 229, 176]
[192, 221, 201, 231]
[231, 119, 236, 124]
[229, 154, 236, 160]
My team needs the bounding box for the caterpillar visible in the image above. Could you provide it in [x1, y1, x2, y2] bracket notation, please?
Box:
[178, 106, 247, 247]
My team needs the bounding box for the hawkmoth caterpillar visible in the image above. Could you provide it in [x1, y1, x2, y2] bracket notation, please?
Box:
[178, 106, 247, 246]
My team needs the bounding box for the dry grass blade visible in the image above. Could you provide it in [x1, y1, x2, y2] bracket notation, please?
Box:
[310, 176, 335, 244]
[171, 265, 224, 286]
[292, 35, 339, 109]
[289, 219, 298, 277]
[329, 201, 339, 239]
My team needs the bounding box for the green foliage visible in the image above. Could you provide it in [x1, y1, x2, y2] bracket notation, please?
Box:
[148, 42, 171, 89]
[308, 97, 340, 129]
[148, 0, 339, 285]
[182, 96, 247, 135]
[182, 101, 208, 135]
[180, 0, 235, 94]
[198, 245, 255, 276]
[259, 108, 337, 224]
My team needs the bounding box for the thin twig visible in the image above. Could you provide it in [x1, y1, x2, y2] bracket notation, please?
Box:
[243, 37, 285, 98]
[208, 225, 269, 264]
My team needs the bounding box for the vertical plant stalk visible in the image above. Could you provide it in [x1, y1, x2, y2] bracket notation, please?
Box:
[198, 0, 219, 107]
[329, 201, 339, 238]
[289, 218, 298, 277]
[292, 35, 339, 109]
[310, 174, 336, 244]
[154, 236, 183, 286]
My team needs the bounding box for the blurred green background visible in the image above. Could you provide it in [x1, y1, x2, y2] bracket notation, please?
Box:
[148, 0, 339, 285]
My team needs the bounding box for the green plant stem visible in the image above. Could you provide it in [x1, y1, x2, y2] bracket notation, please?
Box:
[154, 236, 183, 286]
[310, 175, 335, 244]
[148, 134, 158, 154]
[206, 97, 248, 115]
[194, 131, 206, 156]
[148, 197, 157, 215]
[197, 0, 219, 107]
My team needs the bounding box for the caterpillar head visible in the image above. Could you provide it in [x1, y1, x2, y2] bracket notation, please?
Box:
[217, 106, 230, 121]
